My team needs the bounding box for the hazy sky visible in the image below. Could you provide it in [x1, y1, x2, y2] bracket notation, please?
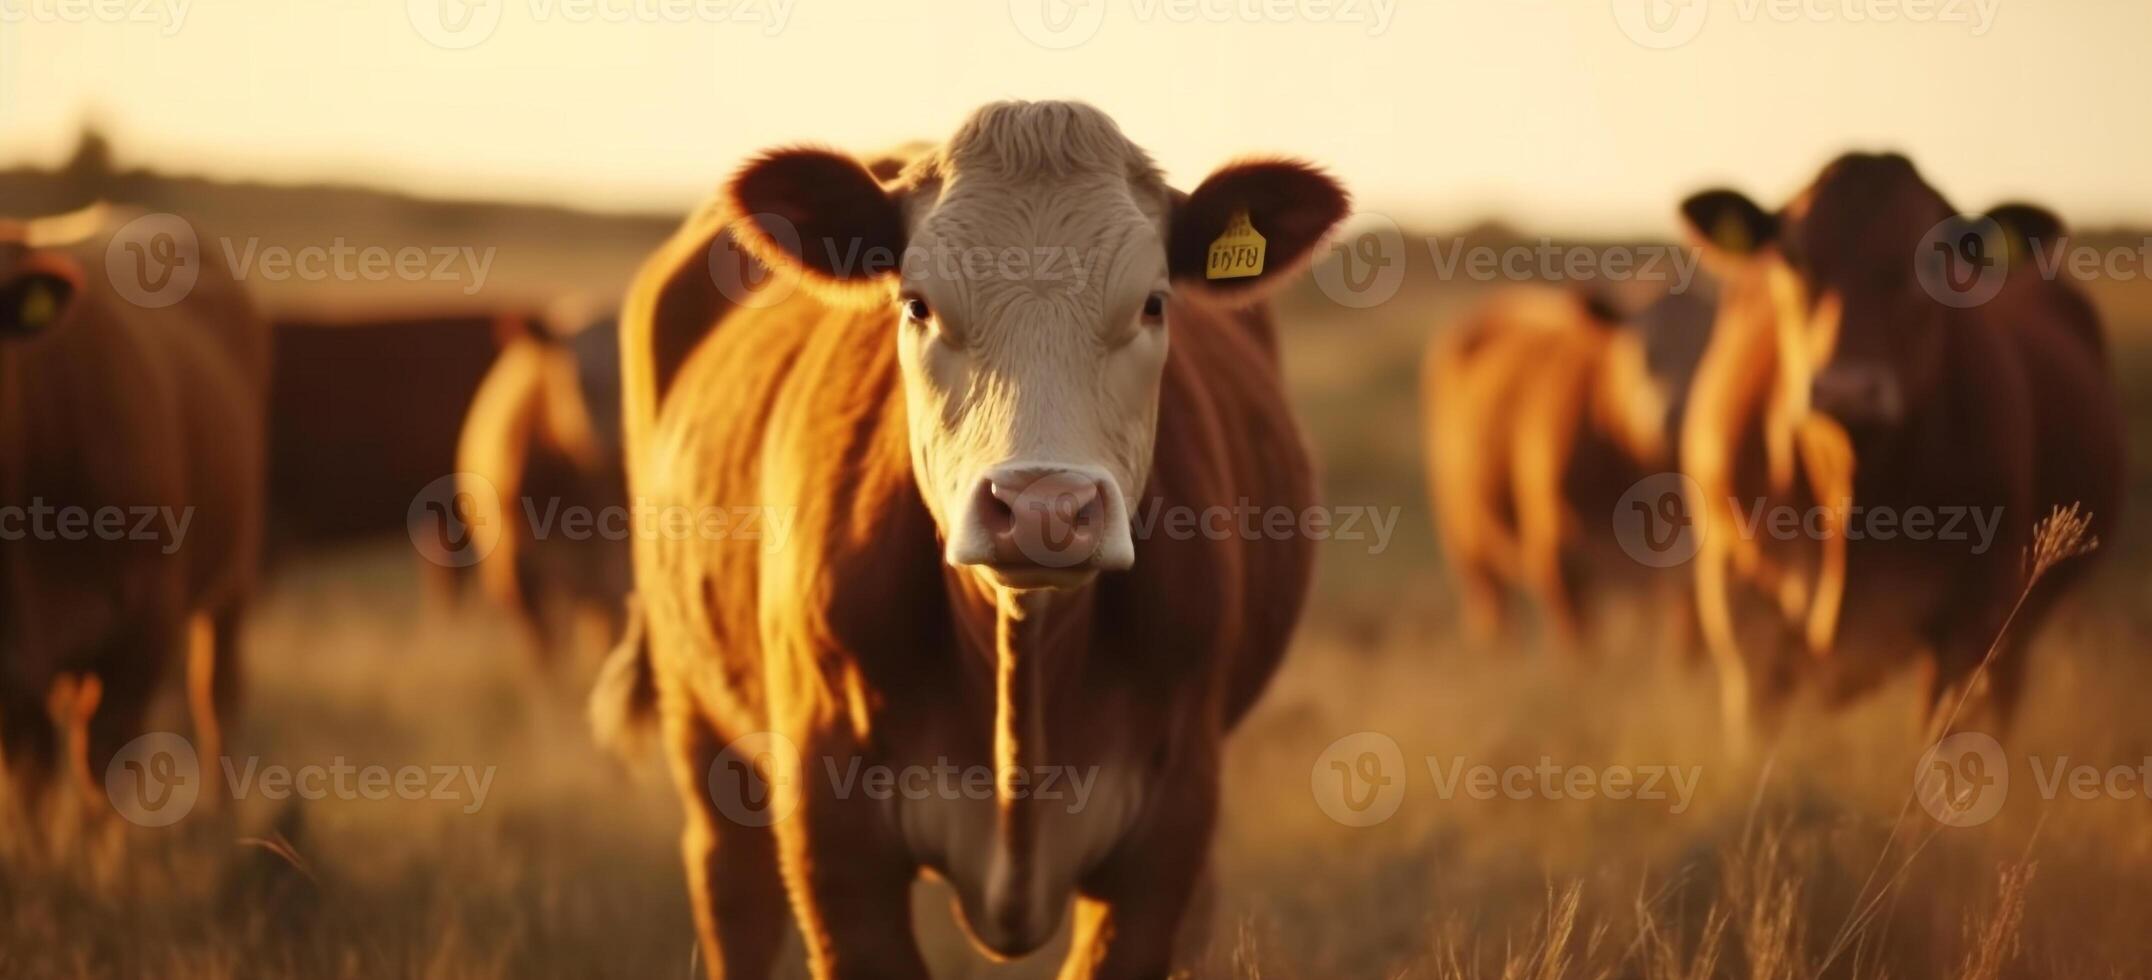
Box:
[4, 0, 2148, 234]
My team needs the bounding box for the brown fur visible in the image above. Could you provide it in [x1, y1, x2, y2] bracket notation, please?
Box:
[1680, 154, 2123, 739]
[606, 124, 1335, 977]
[1423, 286, 1697, 650]
[455, 316, 629, 660]
[0, 211, 268, 806]
[265, 310, 530, 557]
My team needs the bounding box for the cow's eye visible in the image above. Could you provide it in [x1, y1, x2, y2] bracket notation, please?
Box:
[1141, 292, 1167, 323]
[902, 296, 932, 322]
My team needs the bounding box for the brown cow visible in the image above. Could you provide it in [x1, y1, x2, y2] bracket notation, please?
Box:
[593, 101, 1346, 978]
[265, 309, 533, 560]
[454, 313, 629, 659]
[1678, 153, 2122, 744]
[1, 205, 268, 807]
[1423, 285, 1710, 649]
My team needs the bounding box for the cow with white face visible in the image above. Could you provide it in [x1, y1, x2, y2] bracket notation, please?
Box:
[871, 130, 1170, 586]
[597, 102, 1346, 979]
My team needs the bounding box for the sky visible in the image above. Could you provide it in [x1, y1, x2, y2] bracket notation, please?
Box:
[3, 0, 2148, 235]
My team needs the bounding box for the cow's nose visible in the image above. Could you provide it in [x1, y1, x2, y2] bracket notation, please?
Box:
[946, 466, 1134, 588]
[976, 470, 1104, 568]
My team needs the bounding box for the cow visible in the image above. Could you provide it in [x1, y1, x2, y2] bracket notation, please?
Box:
[265, 309, 534, 562]
[1422, 284, 1711, 650]
[454, 312, 629, 660]
[1, 204, 268, 809]
[591, 101, 1347, 979]
[1677, 152, 2122, 745]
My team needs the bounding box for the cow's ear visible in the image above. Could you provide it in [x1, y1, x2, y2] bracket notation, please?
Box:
[1987, 202, 2064, 261]
[1681, 189, 1777, 257]
[0, 256, 83, 339]
[1170, 160, 1348, 304]
[725, 147, 907, 305]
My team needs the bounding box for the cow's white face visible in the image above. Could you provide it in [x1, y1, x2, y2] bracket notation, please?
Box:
[893, 172, 1173, 588]
[727, 101, 1348, 591]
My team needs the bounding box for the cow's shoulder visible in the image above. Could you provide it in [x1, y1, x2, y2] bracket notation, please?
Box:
[621, 201, 769, 465]
[1138, 301, 1316, 723]
[648, 297, 942, 698]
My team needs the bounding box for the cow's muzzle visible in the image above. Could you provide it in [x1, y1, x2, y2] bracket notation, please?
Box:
[947, 465, 1134, 590]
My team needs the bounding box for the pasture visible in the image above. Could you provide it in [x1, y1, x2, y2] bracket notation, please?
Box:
[5, 218, 2149, 978]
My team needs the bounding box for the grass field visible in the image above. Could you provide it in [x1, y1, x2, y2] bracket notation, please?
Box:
[5, 238, 2152, 979]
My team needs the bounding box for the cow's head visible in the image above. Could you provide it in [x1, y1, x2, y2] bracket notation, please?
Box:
[0, 241, 84, 341]
[1681, 153, 2043, 443]
[726, 101, 1346, 591]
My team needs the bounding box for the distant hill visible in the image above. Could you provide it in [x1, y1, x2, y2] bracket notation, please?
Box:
[0, 130, 680, 316]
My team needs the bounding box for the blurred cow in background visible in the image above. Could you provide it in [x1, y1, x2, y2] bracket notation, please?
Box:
[0, 204, 268, 809]
[265, 307, 544, 624]
[1423, 283, 1712, 651]
[454, 306, 629, 662]
[1678, 153, 2122, 744]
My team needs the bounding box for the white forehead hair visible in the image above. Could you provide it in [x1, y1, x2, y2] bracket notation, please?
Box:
[901, 102, 1173, 322]
[912, 100, 1167, 188]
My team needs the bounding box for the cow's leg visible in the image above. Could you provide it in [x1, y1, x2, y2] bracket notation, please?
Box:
[78, 620, 181, 805]
[1796, 417, 1854, 657]
[776, 743, 928, 979]
[1521, 540, 1583, 655]
[1512, 424, 1583, 655]
[185, 607, 244, 774]
[1693, 537, 1752, 758]
[1982, 642, 2030, 733]
[1455, 557, 1507, 646]
[1918, 652, 1967, 744]
[1061, 765, 1217, 980]
[1511, 495, 1581, 654]
[419, 553, 467, 619]
[2, 681, 59, 816]
[665, 709, 788, 980]
[1923, 630, 2020, 740]
[1662, 577, 1704, 667]
[512, 554, 560, 665]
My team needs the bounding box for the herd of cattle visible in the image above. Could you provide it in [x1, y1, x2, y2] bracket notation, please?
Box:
[0, 102, 2125, 978]
[1430, 154, 2121, 749]
[0, 221, 631, 815]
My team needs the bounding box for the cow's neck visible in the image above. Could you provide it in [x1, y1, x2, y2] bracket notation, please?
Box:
[947, 574, 1095, 767]
[945, 573, 1096, 907]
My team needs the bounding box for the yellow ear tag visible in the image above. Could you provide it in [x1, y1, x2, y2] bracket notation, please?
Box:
[18, 281, 57, 329]
[1206, 208, 1266, 280]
